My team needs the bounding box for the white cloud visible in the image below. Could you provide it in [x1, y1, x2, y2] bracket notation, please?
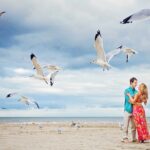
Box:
[0, 107, 150, 117]
[0, 107, 124, 117]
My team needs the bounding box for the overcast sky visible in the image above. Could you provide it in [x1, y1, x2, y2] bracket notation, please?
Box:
[0, 0, 150, 117]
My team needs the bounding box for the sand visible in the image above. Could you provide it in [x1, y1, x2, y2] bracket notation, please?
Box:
[0, 122, 150, 150]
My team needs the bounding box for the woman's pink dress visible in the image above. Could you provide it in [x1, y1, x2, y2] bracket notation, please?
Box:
[133, 98, 150, 142]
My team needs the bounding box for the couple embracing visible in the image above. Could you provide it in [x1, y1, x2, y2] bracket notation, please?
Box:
[122, 77, 150, 143]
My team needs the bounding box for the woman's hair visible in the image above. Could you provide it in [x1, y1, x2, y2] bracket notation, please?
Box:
[139, 83, 148, 105]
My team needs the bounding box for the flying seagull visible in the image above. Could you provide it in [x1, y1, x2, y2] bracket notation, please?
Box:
[6, 93, 40, 109]
[18, 96, 40, 109]
[0, 11, 6, 16]
[30, 53, 48, 84]
[50, 71, 59, 86]
[91, 30, 122, 71]
[120, 9, 150, 24]
[118, 45, 138, 63]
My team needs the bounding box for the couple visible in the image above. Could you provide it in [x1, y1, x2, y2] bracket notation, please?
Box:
[122, 77, 150, 143]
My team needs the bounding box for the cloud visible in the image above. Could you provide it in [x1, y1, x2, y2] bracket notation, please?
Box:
[0, 107, 150, 117]
[0, 107, 124, 117]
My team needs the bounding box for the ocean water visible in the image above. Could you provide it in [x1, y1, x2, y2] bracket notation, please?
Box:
[0, 117, 124, 123]
[0, 117, 150, 123]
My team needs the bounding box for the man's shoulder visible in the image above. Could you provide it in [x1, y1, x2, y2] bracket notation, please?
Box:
[124, 87, 130, 92]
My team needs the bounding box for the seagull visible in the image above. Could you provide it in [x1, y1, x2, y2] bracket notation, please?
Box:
[57, 128, 62, 134]
[119, 45, 138, 62]
[43, 65, 62, 71]
[38, 124, 43, 129]
[6, 92, 17, 98]
[50, 71, 59, 86]
[91, 30, 122, 71]
[120, 9, 150, 24]
[18, 96, 40, 109]
[0, 11, 6, 16]
[6, 93, 40, 109]
[75, 122, 81, 129]
[30, 53, 48, 84]
[71, 121, 76, 127]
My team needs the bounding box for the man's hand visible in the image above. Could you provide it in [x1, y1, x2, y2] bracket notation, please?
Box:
[126, 93, 131, 97]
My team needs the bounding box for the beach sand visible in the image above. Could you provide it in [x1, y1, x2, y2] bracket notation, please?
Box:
[0, 122, 150, 150]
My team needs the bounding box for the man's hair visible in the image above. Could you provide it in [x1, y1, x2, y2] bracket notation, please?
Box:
[130, 77, 137, 84]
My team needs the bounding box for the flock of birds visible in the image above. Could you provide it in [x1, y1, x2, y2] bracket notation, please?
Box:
[91, 8, 150, 70]
[1, 8, 150, 109]
[5, 53, 62, 109]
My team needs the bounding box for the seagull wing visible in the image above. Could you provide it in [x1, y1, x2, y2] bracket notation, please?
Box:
[30, 54, 48, 84]
[106, 48, 122, 63]
[27, 99, 40, 109]
[94, 30, 106, 61]
[30, 53, 44, 76]
[33, 101, 40, 109]
[131, 9, 150, 21]
[21, 96, 28, 99]
[121, 9, 150, 24]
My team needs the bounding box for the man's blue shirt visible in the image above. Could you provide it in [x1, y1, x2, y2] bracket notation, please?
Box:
[124, 86, 138, 113]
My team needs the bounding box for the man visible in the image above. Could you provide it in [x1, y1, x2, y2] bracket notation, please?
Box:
[122, 77, 138, 143]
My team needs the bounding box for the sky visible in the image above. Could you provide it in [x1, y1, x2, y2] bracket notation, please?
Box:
[0, 0, 150, 117]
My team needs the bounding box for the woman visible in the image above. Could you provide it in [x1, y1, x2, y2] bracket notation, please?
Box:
[127, 83, 150, 143]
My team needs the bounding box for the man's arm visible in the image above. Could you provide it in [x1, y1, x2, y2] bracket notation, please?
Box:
[127, 93, 139, 104]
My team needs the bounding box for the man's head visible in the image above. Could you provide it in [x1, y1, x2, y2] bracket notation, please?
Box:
[130, 77, 138, 88]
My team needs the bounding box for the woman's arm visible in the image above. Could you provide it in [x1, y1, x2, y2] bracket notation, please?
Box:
[126, 93, 139, 104]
